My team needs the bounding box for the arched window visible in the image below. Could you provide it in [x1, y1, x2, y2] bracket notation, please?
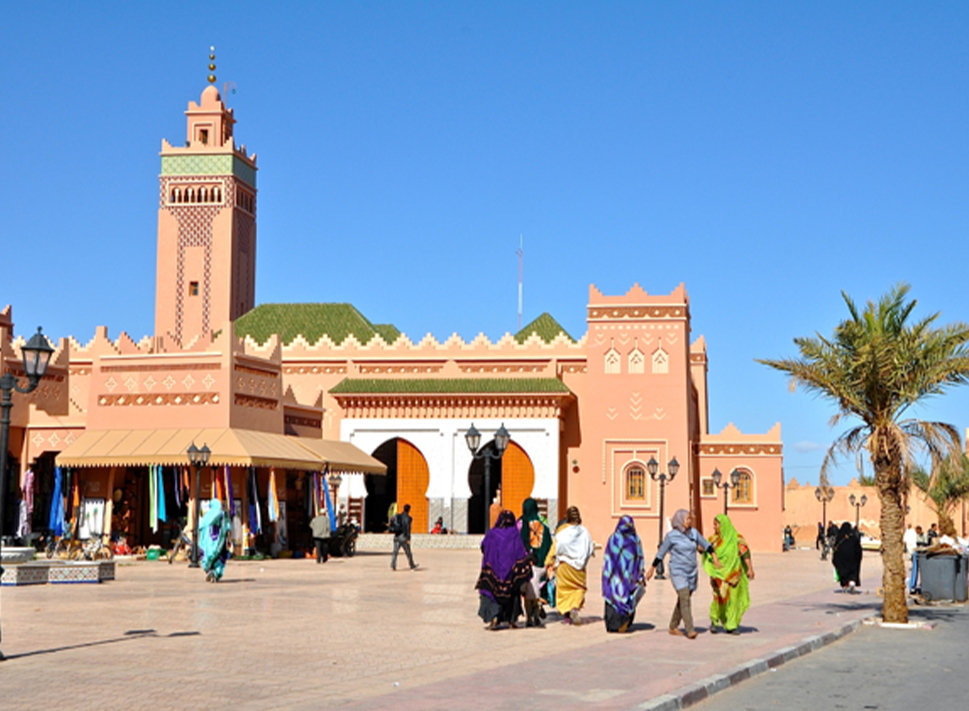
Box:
[605, 347, 621, 374]
[732, 470, 753, 504]
[628, 349, 645, 374]
[625, 465, 645, 501]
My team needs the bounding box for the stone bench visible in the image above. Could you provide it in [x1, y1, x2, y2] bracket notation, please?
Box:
[1, 559, 115, 586]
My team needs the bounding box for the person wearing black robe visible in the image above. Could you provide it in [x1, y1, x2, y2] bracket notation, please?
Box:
[832, 522, 862, 593]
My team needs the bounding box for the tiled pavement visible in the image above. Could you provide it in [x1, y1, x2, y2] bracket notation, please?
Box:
[0, 545, 884, 710]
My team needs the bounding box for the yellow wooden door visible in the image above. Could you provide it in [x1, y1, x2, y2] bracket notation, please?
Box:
[396, 439, 429, 532]
[500, 442, 534, 519]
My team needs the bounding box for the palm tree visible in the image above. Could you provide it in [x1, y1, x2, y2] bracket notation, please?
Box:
[759, 284, 969, 623]
[910, 453, 969, 536]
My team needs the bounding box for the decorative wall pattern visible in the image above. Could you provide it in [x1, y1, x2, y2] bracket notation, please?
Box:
[97, 392, 220, 407]
[695, 443, 782, 455]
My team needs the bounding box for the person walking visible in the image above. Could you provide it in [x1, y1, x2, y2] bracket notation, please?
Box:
[518, 497, 552, 627]
[390, 503, 418, 571]
[545, 506, 595, 625]
[309, 508, 331, 563]
[646, 509, 719, 639]
[704, 514, 754, 635]
[475, 509, 533, 630]
[815, 522, 825, 551]
[199, 498, 231, 583]
[601, 515, 645, 633]
[832, 521, 863, 593]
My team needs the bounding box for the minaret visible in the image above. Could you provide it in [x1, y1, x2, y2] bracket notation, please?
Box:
[154, 48, 257, 345]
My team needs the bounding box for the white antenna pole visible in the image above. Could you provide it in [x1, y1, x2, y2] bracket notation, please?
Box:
[517, 234, 524, 330]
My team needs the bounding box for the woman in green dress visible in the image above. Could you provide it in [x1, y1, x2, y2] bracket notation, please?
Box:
[703, 514, 754, 634]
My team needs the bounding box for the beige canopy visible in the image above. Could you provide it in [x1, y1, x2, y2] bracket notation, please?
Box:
[55, 427, 386, 474]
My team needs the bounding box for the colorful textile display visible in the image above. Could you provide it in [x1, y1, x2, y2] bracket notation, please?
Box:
[247, 466, 262, 534]
[322, 465, 337, 533]
[267, 468, 280, 523]
[48, 467, 66, 537]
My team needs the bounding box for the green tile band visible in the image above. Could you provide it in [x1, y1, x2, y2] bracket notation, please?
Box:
[161, 154, 256, 186]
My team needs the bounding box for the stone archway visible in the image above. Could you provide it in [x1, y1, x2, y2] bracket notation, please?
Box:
[365, 437, 429, 533]
[467, 440, 535, 533]
[500, 442, 535, 520]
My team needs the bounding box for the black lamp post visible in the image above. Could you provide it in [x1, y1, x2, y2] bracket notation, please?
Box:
[648, 456, 679, 580]
[712, 468, 741, 515]
[815, 485, 834, 531]
[0, 327, 54, 660]
[849, 493, 867, 529]
[187, 442, 211, 567]
[465, 423, 510, 532]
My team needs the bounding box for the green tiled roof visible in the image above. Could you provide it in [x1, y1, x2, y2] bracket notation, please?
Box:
[235, 303, 400, 345]
[330, 378, 571, 395]
[514, 312, 575, 343]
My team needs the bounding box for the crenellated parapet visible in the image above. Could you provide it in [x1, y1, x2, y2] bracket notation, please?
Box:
[696, 422, 783, 456]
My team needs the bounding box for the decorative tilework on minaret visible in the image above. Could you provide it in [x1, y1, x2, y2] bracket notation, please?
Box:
[154, 48, 257, 345]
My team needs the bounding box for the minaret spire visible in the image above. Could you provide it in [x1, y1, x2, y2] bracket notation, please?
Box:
[208, 46, 217, 84]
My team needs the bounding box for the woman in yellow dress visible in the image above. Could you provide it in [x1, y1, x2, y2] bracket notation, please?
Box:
[545, 506, 595, 625]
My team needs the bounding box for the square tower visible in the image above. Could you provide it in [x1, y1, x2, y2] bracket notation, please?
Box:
[154, 84, 257, 345]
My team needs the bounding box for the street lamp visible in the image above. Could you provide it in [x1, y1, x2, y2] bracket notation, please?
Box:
[648, 456, 679, 580]
[465, 423, 510, 532]
[187, 442, 211, 567]
[712, 468, 741, 515]
[0, 327, 55, 659]
[815, 485, 834, 531]
[849, 493, 868, 529]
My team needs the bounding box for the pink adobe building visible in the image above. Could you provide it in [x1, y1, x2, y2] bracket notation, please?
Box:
[783, 475, 969, 544]
[0, 75, 785, 555]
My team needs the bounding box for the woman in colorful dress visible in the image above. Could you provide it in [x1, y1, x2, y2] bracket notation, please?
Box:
[601, 515, 645, 633]
[199, 498, 231, 583]
[545, 506, 595, 625]
[703, 514, 754, 634]
[519, 497, 552, 627]
[646, 509, 718, 639]
[475, 509, 533, 629]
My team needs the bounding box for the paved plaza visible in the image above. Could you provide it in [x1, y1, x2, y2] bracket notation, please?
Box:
[2, 545, 888, 710]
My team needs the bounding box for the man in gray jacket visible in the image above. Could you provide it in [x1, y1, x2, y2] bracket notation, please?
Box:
[390, 503, 419, 571]
[310, 510, 331, 563]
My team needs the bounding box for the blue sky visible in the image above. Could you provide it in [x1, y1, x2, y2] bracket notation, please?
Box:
[3, 2, 969, 486]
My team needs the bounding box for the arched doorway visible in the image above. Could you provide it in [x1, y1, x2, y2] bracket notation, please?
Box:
[500, 442, 535, 520]
[467, 442, 501, 534]
[467, 441, 535, 533]
[364, 438, 429, 533]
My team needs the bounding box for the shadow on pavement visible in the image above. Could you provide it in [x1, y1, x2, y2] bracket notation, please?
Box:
[2, 629, 201, 661]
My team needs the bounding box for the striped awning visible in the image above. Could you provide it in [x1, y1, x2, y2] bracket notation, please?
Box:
[54, 427, 386, 474]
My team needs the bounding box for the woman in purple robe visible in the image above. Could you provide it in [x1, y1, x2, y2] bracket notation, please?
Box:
[475, 509, 533, 629]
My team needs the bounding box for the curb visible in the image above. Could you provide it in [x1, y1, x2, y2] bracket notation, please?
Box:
[628, 618, 867, 710]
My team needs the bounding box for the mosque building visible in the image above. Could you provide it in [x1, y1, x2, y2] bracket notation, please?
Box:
[0, 68, 783, 554]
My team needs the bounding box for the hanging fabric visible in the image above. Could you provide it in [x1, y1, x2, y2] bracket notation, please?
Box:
[70, 471, 81, 537]
[172, 466, 181, 509]
[267, 468, 280, 523]
[156, 464, 167, 523]
[18, 468, 35, 538]
[212, 467, 221, 503]
[149, 465, 158, 533]
[247, 466, 262, 534]
[48, 466, 66, 537]
[224, 465, 234, 517]
[322, 464, 337, 534]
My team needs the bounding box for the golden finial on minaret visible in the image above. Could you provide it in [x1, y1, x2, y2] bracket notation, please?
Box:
[207, 45, 217, 84]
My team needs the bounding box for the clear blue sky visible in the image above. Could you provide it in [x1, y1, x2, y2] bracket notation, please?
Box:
[4, 2, 969, 486]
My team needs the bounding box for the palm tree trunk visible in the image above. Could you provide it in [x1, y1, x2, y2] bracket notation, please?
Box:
[875, 457, 908, 623]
